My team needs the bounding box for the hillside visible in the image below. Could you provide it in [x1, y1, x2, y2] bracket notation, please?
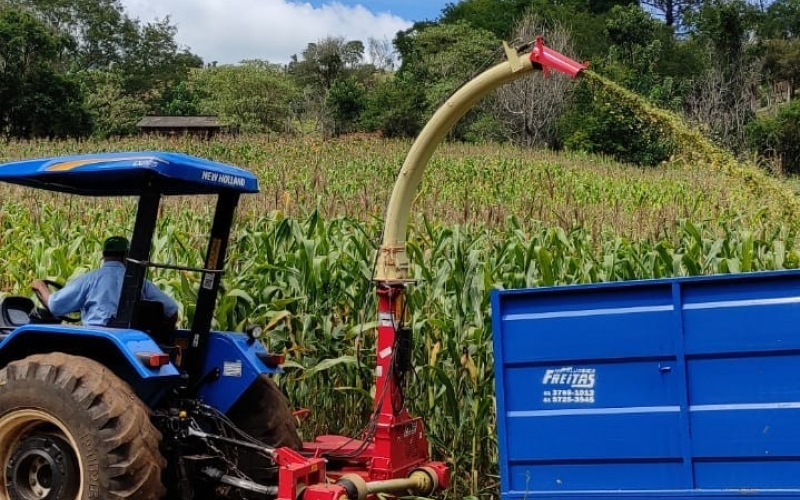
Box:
[1, 134, 791, 236]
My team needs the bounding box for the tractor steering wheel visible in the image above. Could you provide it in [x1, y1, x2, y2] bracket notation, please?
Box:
[32, 280, 81, 324]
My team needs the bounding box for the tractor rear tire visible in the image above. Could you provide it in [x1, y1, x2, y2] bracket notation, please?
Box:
[0, 353, 166, 500]
[227, 374, 302, 450]
[226, 374, 302, 488]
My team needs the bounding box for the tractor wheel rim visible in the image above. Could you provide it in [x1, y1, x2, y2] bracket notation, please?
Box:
[9, 435, 79, 500]
[0, 410, 84, 500]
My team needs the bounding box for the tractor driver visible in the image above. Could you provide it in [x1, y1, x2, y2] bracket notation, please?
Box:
[31, 236, 179, 327]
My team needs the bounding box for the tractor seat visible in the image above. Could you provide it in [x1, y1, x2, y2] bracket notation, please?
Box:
[132, 300, 174, 344]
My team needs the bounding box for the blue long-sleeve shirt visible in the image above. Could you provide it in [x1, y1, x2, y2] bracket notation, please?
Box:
[49, 260, 179, 326]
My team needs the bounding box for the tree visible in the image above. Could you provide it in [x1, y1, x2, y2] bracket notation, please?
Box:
[367, 36, 395, 71]
[326, 77, 366, 136]
[759, 0, 800, 39]
[746, 99, 800, 173]
[556, 5, 679, 165]
[640, 0, 702, 29]
[683, 0, 762, 149]
[289, 36, 365, 91]
[494, 13, 579, 148]
[8, 0, 202, 114]
[606, 4, 665, 68]
[160, 80, 203, 116]
[189, 60, 299, 133]
[595, 3, 700, 109]
[361, 76, 427, 137]
[759, 0, 800, 102]
[440, 0, 531, 38]
[393, 21, 500, 139]
[440, 0, 627, 60]
[287, 36, 371, 135]
[9, 0, 138, 70]
[116, 18, 203, 105]
[78, 69, 147, 137]
[762, 39, 800, 100]
[0, 7, 91, 138]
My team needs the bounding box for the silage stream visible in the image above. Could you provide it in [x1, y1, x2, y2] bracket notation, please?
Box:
[581, 70, 800, 230]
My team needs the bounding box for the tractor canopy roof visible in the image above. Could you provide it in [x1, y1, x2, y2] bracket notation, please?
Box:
[0, 151, 259, 196]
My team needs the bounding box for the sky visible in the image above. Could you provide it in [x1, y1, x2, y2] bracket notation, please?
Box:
[120, 0, 454, 65]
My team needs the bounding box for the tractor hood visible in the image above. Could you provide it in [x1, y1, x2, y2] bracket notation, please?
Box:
[0, 151, 260, 196]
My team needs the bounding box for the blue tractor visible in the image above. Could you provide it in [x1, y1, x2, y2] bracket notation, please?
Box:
[0, 152, 303, 500]
[0, 37, 585, 500]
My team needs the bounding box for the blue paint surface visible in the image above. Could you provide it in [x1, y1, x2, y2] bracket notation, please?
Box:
[0, 151, 258, 195]
[197, 331, 281, 413]
[492, 269, 800, 498]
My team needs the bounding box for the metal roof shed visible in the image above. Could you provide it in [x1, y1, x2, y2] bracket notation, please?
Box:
[136, 116, 229, 138]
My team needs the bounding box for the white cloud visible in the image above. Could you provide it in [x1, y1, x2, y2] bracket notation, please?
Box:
[120, 0, 411, 64]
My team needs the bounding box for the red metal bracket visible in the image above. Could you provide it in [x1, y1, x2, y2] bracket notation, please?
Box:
[303, 483, 349, 500]
[275, 448, 329, 500]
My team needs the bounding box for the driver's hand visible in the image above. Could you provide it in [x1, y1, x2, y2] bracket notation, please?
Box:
[31, 280, 51, 305]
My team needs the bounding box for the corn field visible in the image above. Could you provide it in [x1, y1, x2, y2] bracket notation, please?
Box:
[1, 134, 798, 498]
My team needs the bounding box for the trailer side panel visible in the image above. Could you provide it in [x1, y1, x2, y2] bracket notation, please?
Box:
[492, 270, 800, 498]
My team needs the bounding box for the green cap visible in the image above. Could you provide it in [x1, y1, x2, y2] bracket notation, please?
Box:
[103, 236, 130, 254]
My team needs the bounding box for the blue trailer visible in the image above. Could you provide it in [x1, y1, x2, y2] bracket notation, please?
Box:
[492, 269, 800, 499]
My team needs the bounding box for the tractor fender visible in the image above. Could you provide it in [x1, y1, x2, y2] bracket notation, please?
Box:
[196, 331, 282, 413]
[0, 324, 182, 406]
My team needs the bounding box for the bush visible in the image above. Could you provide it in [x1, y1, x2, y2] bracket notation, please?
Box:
[360, 77, 426, 138]
[558, 81, 676, 166]
[746, 100, 800, 174]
